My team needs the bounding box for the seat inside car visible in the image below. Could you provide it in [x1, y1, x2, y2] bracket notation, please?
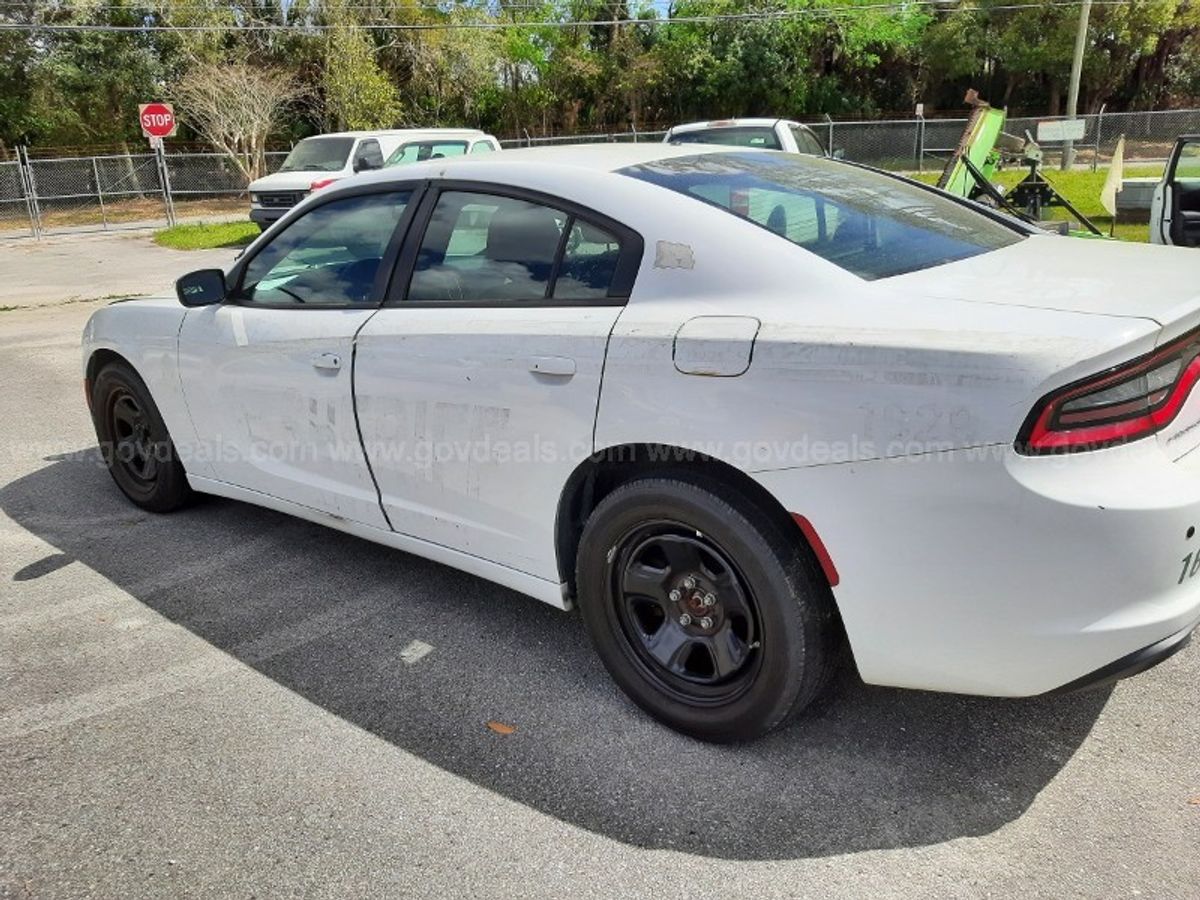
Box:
[482, 205, 562, 298]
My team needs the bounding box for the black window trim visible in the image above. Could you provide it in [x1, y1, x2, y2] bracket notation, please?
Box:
[225, 180, 428, 311]
[385, 179, 644, 309]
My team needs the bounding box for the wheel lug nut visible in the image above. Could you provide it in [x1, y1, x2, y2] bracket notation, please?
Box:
[679, 613, 692, 626]
[683, 576, 697, 590]
[702, 592, 716, 607]
[699, 616, 714, 629]
[669, 589, 682, 602]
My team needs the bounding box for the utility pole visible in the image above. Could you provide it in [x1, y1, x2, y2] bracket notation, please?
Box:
[1062, 0, 1092, 170]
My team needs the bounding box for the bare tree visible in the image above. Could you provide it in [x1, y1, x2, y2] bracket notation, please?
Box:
[171, 62, 304, 182]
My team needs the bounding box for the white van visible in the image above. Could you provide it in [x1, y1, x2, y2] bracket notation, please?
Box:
[248, 129, 501, 229]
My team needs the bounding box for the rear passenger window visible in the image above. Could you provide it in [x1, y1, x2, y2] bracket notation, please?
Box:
[556, 220, 621, 300]
[405, 190, 626, 303]
[409, 192, 563, 302]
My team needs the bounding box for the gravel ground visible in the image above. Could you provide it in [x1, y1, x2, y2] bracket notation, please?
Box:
[0, 266, 1198, 897]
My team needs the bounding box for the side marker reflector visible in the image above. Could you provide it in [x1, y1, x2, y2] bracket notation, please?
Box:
[791, 513, 840, 588]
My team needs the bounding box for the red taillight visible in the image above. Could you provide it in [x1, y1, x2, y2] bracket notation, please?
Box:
[1018, 327, 1200, 454]
[309, 177, 339, 191]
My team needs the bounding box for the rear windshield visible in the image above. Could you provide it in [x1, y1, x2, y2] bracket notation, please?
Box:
[278, 137, 355, 173]
[622, 152, 1023, 280]
[668, 126, 782, 150]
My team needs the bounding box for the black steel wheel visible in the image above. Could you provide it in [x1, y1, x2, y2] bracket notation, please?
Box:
[576, 475, 840, 742]
[91, 360, 192, 513]
[613, 524, 763, 703]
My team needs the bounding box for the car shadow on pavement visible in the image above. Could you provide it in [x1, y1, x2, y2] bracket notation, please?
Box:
[1, 452, 1111, 861]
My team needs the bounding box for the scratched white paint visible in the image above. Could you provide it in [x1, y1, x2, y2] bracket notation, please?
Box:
[81, 143, 1200, 699]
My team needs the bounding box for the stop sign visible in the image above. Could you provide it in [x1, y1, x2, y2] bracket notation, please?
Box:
[139, 102, 177, 138]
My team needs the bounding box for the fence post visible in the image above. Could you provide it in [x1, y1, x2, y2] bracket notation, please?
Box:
[1093, 103, 1106, 172]
[91, 155, 108, 230]
[916, 114, 925, 172]
[155, 142, 176, 227]
[825, 114, 834, 155]
[18, 145, 42, 239]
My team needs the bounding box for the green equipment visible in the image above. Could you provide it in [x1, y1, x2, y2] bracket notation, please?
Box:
[936, 90, 1103, 237]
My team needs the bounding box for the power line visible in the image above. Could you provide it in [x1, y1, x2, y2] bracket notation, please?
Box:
[0, 0, 1137, 30]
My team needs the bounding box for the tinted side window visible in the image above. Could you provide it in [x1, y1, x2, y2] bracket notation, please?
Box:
[356, 139, 384, 170]
[469, 141, 496, 154]
[240, 192, 411, 307]
[556, 220, 622, 300]
[408, 192, 565, 302]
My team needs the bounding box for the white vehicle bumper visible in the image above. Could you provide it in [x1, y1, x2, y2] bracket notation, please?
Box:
[753, 440, 1200, 696]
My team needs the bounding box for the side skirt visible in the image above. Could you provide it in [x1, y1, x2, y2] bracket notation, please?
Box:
[186, 475, 569, 611]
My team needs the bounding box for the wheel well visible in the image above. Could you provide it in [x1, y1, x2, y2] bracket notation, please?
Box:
[86, 348, 131, 386]
[554, 443, 830, 601]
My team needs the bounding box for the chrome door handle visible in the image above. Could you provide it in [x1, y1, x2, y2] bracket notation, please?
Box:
[311, 352, 342, 371]
[528, 355, 576, 377]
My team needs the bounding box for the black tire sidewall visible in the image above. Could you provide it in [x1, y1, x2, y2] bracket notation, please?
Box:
[91, 362, 190, 512]
[576, 477, 829, 741]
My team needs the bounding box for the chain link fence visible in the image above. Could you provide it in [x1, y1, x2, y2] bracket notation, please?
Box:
[3, 109, 1198, 238]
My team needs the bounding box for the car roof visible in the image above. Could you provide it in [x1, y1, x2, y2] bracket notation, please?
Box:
[667, 118, 804, 134]
[301, 128, 491, 140]
[340, 142, 737, 187]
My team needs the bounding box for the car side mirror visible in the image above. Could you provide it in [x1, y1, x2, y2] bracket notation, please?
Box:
[353, 156, 380, 173]
[832, 148, 846, 160]
[176, 269, 227, 307]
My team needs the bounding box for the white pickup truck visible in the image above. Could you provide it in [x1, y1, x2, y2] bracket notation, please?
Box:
[663, 118, 828, 157]
[1151, 134, 1200, 247]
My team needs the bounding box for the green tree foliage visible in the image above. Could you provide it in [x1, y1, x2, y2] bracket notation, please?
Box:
[1, 0, 1198, 150]
[322, 7, 402, 130]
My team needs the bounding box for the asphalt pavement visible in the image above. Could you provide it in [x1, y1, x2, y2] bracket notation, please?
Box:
[0, 237, 1198, 898]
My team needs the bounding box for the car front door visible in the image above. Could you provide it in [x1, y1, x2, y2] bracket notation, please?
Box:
[353, 184, 642, 579]
[177, 187, 419, 526]
[1160, 138, 1200, 247]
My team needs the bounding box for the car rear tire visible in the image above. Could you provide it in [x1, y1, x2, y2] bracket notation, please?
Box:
[575, 475, 839, 742]
[91, 361, 192, 513]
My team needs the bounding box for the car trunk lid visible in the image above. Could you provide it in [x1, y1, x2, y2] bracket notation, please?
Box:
[885, 234, 1200, 332]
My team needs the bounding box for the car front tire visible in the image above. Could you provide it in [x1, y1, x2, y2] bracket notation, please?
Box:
[91, 361, 193, 513]
[575, 475, 839, 742]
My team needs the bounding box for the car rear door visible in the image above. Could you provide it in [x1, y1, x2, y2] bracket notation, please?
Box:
[177, 185, 421, 526]
[353, 182, 642, 579]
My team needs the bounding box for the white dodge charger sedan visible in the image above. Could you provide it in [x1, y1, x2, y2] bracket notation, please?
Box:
[82, 145, 1200, 741]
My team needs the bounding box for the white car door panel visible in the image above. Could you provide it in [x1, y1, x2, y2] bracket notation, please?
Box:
[354, 185, 642, 578]
[355, 307, 619, 576]
[178, 305, 386, 526]
[177, 187, 418, 527]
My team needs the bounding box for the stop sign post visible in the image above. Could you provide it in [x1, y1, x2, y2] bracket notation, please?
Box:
[139, 102, 178, 228]
[139, 102, 177, 140]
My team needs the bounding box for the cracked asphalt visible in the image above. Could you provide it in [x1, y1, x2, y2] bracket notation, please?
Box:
[0, 248, 1198, 898]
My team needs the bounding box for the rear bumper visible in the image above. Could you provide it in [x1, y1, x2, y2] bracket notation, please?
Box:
[1046, 618, 1197, 695]
[752, 440, 1200, 697]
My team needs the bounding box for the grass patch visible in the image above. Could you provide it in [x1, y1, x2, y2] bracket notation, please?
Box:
[154, 220, 259, 250]
[911, 164, 1163, 242]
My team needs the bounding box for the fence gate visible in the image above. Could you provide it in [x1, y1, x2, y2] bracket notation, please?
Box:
[11, 148, 174, 237]
[0, 151, 38, 238]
